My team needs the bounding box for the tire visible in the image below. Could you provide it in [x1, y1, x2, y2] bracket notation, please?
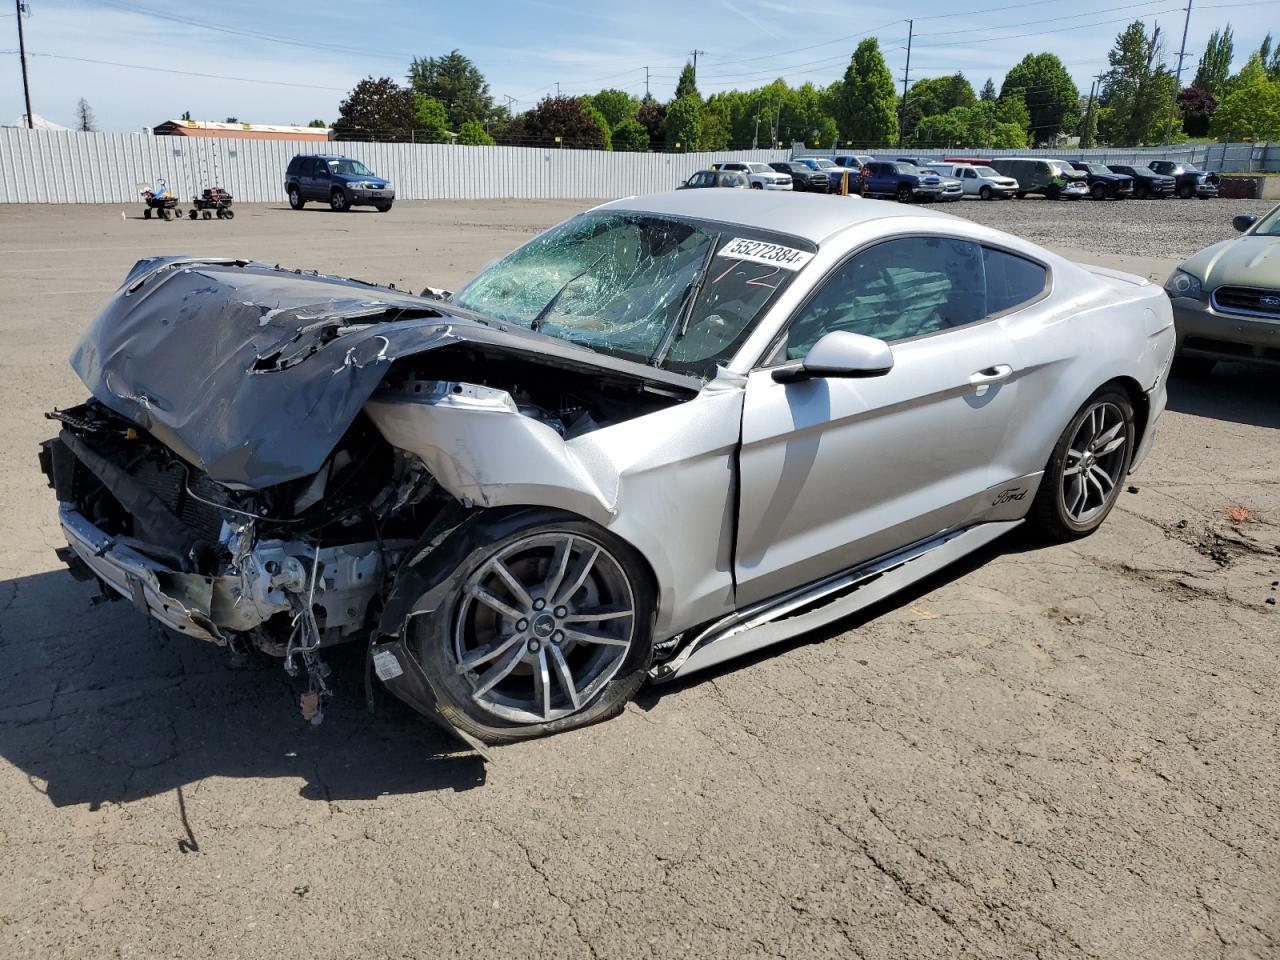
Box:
[159, 207, 171, 221]
[188, 209, 198, 220]
[375, 203, 393, 212]
[412, 511, 656, 744]
[1016, 191, 1027, 199]
[143, 208, 152, 219]
[1029, 387, 1135, 542]
[202, 210, 212, 220]
[1046, 186, 1061, 200]
[288, 187, 304, 210]
[1134, 184, 1148, 200]
[896, 184, 912, 203]
[330, 188, 349, 211]
[1090, 183, 1107, 200]
[223, 208, 235, 219]
[216, 208, 226, 219]
[751, 182, 763, 190]
[1172, 354, 1216, 378]
[1178, 183, 1194, 199]
[979, 185, 992, 200]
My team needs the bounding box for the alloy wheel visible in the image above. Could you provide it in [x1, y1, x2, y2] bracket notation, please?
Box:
[452, 533, 636, 724]
[1060, 402, 1128, 524]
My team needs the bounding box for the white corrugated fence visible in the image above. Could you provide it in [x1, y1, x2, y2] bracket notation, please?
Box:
[0, 128, 790, 204]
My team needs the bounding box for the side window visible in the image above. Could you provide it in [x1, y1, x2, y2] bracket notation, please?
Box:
[964, 168, 977, 179]
[983, 247, 1048, 315]
[781, 237, 987, 361]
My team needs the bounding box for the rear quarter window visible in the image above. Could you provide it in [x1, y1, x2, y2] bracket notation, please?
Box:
[983, 247, 1048, 315]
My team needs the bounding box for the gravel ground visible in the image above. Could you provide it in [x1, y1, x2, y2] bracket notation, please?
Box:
[1, 201, 1278, 960]
[943, 193, 1276, 261]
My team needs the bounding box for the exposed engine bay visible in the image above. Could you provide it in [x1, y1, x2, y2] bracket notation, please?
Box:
[42, 317, 691, 724]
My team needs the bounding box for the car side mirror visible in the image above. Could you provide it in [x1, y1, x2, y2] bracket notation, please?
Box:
[1232, 214, 1257, 233]
[772, 331, 894, 384]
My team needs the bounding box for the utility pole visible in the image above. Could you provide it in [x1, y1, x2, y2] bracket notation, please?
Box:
[689, 49, 705, 86]
[555, 81, 560, 97]
[15, 0, 33, 128]
[644, 66, 650, 99]
[898, 19, 913, 149]
[1165, 0, 1193, 144]
[1082, 79, 1098, 148]
[753, 111, 760, 149]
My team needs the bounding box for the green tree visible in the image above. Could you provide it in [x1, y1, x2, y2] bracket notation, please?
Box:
[636, 97, 666, 144]
[699, 97, 731, 150]
[902, 73, 976, 140]
[665, 96, 702, 149]
[833, 38, 898, 145]
[1258, 32, 1280, 79]
[582, 101, 613, 150]
[915, 103, 1025, 148]
[501, 95, 609, 149]
[457, 119, 495, 145]
[1192, 25, 1234, 95]
[307, 119, 327, 128]
[1001, 53, 1079, 143]
[332, 76, 420, 141]
[1211, 73, 1280, 139]
[674, 62, 701, 102]
[1221, 54, 1268, 99]
[1098, 21, 1176, 145]
[980, 77, 997, 101]
[413, 94, 450, 142]
[407, 50, 496, 129]
[589, 89, 639, 129]
[612, 117, 650, 151]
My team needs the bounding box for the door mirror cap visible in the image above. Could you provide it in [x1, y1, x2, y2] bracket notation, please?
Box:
[772, 331, 894, 383]
[1232, 213, 1257, 233]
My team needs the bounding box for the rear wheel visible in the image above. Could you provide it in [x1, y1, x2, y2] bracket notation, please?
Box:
[330, 188, 349, 211]
[1016, 191, 1027, 199]
[979, 185, 992, 200]
[896, 184, 912, 203]
[288, 187, 304, 210]
[1030, 387, 1134, 541]
[750, 182, 763, 190]
[1046, 186, 1061, 200]
[413, 513, 655, 744]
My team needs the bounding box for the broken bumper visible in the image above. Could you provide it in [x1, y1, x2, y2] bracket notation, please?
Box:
[56, 502, 226, 643]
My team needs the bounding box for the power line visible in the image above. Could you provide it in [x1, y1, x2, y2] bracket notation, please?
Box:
[916, 0, 1178, 37]
[22, 51, 350, 90]
[911, 8, 1184, 48]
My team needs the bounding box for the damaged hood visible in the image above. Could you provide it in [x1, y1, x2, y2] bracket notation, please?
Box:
[72, 257, 697, 489]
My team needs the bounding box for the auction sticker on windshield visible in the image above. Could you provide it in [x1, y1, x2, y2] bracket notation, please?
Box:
[717, 238, 813, 270]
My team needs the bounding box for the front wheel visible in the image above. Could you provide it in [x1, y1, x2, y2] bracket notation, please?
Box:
[329, 188, 349, 211]
[413, 513, 655, 744]
[375, 202, 393, 212]
[1178, 183, 1194, 199]
[1029, 387, 1134, 541]
[750, 182, 763, 190]
[979, 185, 992, 200]
[1090, 183, 1107, 200]
[896, 184, 912, 203]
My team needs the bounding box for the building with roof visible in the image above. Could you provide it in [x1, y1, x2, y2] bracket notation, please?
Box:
[152, 119, 330, 141]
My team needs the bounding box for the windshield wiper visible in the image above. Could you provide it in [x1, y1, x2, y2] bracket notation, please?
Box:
[530, 252, 608, 332]
[650, 233, 720, 366]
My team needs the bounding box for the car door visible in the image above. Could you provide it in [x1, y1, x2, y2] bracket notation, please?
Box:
[734, 235, 1026, 605]
[307, 158, 331, 199]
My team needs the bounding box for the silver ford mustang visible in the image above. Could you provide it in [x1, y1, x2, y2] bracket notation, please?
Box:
[40, 191, 1175, 745]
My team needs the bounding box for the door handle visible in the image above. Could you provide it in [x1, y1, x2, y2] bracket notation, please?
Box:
[969, 364, 1012, 396]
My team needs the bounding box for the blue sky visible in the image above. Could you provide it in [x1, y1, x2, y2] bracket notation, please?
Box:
[2, 0, 1276, 130]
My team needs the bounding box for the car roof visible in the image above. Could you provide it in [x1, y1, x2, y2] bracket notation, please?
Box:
[597, 189, 958, 245]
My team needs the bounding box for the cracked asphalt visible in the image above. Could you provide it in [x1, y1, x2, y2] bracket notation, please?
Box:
[1, 198, 1277, 960]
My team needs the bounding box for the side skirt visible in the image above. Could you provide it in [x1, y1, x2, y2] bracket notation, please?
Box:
[649, 520, 1022, 682]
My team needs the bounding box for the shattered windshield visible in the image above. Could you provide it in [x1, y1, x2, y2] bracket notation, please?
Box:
[453, 211, 813, 377]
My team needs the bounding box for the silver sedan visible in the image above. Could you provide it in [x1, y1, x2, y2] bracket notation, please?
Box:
[43, 191, 1175, 745]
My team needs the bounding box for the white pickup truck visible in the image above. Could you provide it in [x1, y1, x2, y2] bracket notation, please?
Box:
[925, 162, 1020, 200]
[713, 161, 793, 191]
